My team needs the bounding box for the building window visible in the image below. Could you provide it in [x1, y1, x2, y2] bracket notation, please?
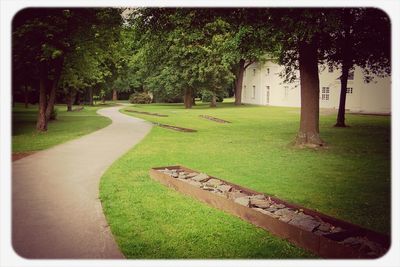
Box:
[243, 85, 247, 99]
[328, 65, 334, 73]
[284, 86, 289, 100]
[252, 85, 256, 99]
[348, 71, 354, 80]
[266, 86, 270, 104]
[346, 87, 353, 94]
[321, 87, 330, 101]
[253, 69, 256, 76]
[266, 68, 270, 75]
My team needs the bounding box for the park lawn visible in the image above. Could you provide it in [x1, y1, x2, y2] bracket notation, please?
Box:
[100, 100, 390, 258]
[12, 103, 113, 153]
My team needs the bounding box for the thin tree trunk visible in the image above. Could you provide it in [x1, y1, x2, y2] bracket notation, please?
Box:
[24, 84, 29, 108]
[335, 10, 352, 128]
[112, 89, 118, 101]
[36, 71, 47, 132]
[335, 65, 350, 127]
[184, 88, 193, 109]
[45, 58, 63, 121]
[74, 91, 81, 105]
[210, 93, 217, 108]
[89, 87, 94, 106]
[295, 39, 324, 147]
[45, 81, 57, 121]
[234, 59, 245, 105]
[67, 89, 75, 112]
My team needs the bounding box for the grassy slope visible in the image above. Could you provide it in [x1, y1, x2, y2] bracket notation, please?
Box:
[12, 103, 112, 152]
[100, 100, 390, 258]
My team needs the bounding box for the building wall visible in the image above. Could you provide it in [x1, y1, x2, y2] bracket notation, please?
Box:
[242, 60, 391, 114]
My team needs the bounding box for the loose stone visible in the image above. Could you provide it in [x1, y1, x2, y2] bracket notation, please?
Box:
[192, 173, 210, 182]
[252, 208, 280, 218]
[318, 222, 332, 232]
[251, 194, 266, 200]
[186, 172, 198, 178]
[289, 216, 321, 232]
[250, 198, 271, 209]
[205, 178, 223, 187]
[228, 190, 248, 200]
[234, 196, 250, 207]
[217, 184, 232, 193]
[275, 204, 286, 209]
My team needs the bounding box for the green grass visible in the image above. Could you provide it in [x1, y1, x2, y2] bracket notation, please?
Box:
[100, 100, 390, 258]
[12, 102, 113, 152]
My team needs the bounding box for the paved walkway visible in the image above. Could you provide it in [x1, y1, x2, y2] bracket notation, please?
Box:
[12, 105, 152, 259]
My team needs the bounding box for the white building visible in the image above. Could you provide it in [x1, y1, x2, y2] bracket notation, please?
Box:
[242, 61, 391, 114]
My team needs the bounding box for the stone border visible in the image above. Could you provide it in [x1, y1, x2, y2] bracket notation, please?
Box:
[125, 109, 168, 117]
[149, 165, 389, 259]
[199, 115, 231, 123]
[153, 123, 197, 132]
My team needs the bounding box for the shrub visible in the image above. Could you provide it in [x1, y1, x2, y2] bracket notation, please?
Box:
[129, 92, 152, 104]
[201, 90, 225, 103]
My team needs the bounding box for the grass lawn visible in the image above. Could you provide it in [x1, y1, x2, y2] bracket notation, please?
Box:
[12, 103, 113, 153]
[100, 100, 390, 258]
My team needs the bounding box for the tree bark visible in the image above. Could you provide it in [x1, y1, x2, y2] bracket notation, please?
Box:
[335, 65, 350, 127]
[234, 59, 245, 105]
[184, 88, 193, 109]
[45, 80, 57, 121]
[36, 67, 47, 132]
[67, 89, 75, 112]
[74, 91, 81, 105]
[295, 39, 324, 147]
[335, 10, 352, 128]
[112, 89, 118, 101]
[210, 93, 217, 108]
[88, 87, 94, 106]
[24, 83, 29, 108]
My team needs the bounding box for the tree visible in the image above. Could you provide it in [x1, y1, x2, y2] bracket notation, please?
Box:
[130, 8, 235, 108]
[270, 9, 339, 146]
[325, 8, 390, 127]
[13, 8, 122, 129]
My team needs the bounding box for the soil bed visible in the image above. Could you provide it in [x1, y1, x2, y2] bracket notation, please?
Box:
[125, 109, 168, 117]
[199, 115, 231, 123]
[152, 123, 197, 132]
[149, 165, 389, 259]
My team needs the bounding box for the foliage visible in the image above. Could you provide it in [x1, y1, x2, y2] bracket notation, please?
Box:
[201, 90, 225, 103]
[129, 92, 152, 104]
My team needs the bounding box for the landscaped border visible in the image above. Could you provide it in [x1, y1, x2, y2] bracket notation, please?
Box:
[149, 165, 389, 259]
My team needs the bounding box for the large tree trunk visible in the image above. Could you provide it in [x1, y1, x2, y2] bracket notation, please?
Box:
[234, 59, 245, 105]
[112, 89, 118, 101]
[210, 93, 217, 108]
[24, 83, 29, 108]
[184, 88, 193, 109]
[36, 72, 47, 132]
[335, 10, 352, 128]
[295, 39, 324, 147]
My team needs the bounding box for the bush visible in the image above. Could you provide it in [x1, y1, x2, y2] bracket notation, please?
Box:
[201, 90, 225, 103]
[129, 92, 152, 104]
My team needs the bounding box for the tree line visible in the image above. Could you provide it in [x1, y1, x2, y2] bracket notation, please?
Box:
[12, 8, 390, 146]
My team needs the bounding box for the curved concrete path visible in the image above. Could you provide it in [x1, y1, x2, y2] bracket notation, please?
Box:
[12, 105, 152, 259]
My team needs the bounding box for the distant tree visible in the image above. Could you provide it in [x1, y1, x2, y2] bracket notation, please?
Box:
[130, 8, 235, 108]
[13, 8, 122, 130]
[325, 8, 390, 127]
